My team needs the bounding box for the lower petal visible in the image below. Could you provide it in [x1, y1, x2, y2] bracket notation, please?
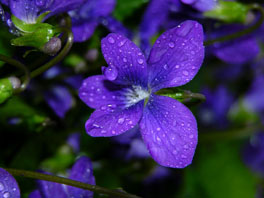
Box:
[86, 101, 144, 137]
[139, 95, 198, 168]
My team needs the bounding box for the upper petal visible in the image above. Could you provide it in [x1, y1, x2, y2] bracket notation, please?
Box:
[85, 101, 144, 137]
[101, 33, 148, 87]
[67, 156, 95, 198]
[148, 20, 204, 92]
[0, 168, 20, 198]
[139, 95, 198, 168]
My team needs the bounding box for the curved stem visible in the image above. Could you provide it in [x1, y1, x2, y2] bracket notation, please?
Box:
[204, 3, 264, 46]
[200, 124, 264, 142]
[3, 168, 141, 198]
[27, 29, 73, 79]
[0, 54, 30, 92]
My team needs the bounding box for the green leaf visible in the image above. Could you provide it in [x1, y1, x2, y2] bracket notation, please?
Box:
[0, 97, 47, 131]
[0, 78, 13, 104]
[182, 142, 257, 198]
[204, 1, 249, 24]
[113, 0, 149, 21]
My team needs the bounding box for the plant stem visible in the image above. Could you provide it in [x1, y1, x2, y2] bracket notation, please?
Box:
[0, 54, 30, 92]
[204, 3, 264, 46]
[3, 168, 141, 198]
[199, 124, 264, 142]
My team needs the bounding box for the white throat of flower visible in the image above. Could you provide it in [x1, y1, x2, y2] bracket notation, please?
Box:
[124, 85, 150, 107]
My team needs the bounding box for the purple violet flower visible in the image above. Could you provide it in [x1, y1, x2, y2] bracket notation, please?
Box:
[4, 0, 87, 24]
[69, 0, 132, 42]
[0, 168, 20, 198]
[29, 156, 95, 198]
[79, 20, 205, 168]
[243, 132, 264, 177]
[199, 86, 234, 128]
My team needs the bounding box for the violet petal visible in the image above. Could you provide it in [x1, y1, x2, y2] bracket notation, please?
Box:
[101, 33, 148, 87]
[67, 156, 95, 198]
[0, 168, 20, 198]
[139, 95, 198, 168]
[85, 101, 144, 137]
[148, 20, 204, 92]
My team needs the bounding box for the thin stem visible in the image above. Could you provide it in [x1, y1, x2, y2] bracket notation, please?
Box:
[200, 124, 264, 142]
[3, 168, 141, 198]
[204, 3, 264, 46]
[0, 54, 30, 92]
[27, 29, 73, 79]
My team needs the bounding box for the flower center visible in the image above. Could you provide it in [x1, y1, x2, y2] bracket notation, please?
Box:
[124, 85, 150, 107]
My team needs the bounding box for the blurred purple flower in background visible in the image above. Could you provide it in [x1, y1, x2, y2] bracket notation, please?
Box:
[29, 156, 95, 198]
[70, 0, 132, 42]
[79, 20, 204, 168]
[199, 86, 234, 128]
[243, 132, 264, 177]
[0, 168, 20, 198]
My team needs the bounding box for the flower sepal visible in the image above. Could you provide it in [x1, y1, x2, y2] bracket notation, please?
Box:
[10, 14, 61, 54]
[156, 88, 206, 106]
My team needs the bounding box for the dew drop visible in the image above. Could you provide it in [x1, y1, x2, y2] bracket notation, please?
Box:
[101, 130, 107, 134]
[157, 127, 161, 131]
[36, 0, 44, 7]
[182, 70, 189, 76]
[0, 182, 4, 191]
[191, 66, 196, 70]
[175, 65, 180, 69]
[168, 42, 175, 48]
[163, 64, 168, 70]
[173, 150, 178, 154]
[118, 40, 126, 47]
[118, 118, 125, 124]
[123, 57, 127, 62]
[181, 154, 187, 159]
[92, 124, 101, 129]
[3, 192, 10, 198]
[89, 98, 94, 102]
[108, 36, 115, 44]
[137, 58, 144, 64]
[189, 134, 194, 139]
[102, 66, 118, 81]
[112, 130, 116, 135]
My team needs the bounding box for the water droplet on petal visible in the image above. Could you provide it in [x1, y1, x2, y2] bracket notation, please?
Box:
[3, 192, 10, 198]
[118, 40, 126, 47]
[169, 42, 175, 48]
[175, 65, 180, 69]
[157, 127, 161, 131]
[102, 66, 118, 81]
[108, 36, 115, 44]
[123, 57, 127, 62]
[189, 134, 194, 139]
[101, 130, 106, 134]
[137, 58, 144, 64]
[173, 150, 178, 154]
[182, 70, 189, 76]
[118, 118, 125, 124]
[36, 0, 45, 7]
[181, 154, 187, 159]
[0, 182, 4, 191]
[163, 64, 168, 70]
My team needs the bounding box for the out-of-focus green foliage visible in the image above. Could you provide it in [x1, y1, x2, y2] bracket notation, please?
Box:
[0, 78, 13, 104]
[113, 0, 149, 21]
[0, 97, 47, 131]
[204, 1, 249, 24]
[183, 142, 257, 198]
